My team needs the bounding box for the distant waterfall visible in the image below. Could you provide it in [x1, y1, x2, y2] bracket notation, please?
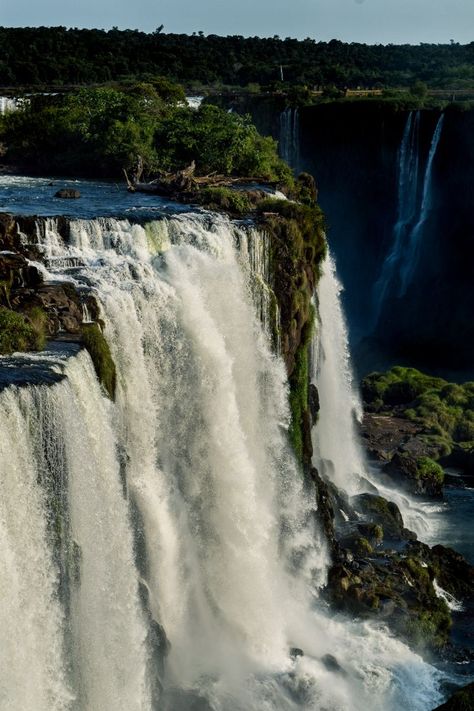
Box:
[373, 111, 420, 322]
[398, 113, 445, 296]
[0, 214, 443, 710]
[373, 112, 444, 320]
[279, 107, 300, 171]
[0, 96, 19, 114]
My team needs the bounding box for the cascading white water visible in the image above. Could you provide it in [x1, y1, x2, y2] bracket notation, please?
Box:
[373, 111, 420, 322]
[0, 380, 72, 711]
[279, 108, 300, 171]
[313, 252, 365, 494]
[399, 114, 444, 296]
[8, 211, 443, 710]
[314, 251, 438, 538]
[0, 96, 19, 114]
[0, 349, 151, 711]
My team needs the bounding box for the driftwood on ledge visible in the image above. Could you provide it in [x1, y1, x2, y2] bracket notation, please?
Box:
[124, 160, 268, 198]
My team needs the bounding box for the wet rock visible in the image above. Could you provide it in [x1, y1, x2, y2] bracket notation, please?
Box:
[54, 188, 81, 199]
[321, 654, 347, 676]
[290, 647, 304, 659]
[433, 681, 474, 710]
[361, 413, 421, 462]
[326, 551, 452, 652]
[351, 493, 408, 539]
[309, 383, 320, 422]
[383, 453, 445, 497]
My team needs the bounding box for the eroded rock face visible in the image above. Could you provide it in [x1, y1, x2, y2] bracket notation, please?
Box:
[361, 413, 421, 462]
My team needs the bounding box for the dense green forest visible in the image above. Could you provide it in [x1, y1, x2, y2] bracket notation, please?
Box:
[0, 27, 473, 90]
[0, 82, 291, 182]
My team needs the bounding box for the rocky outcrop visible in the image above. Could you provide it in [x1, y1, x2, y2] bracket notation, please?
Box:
[257, 198, 326, 466]
[433, 682, 474, 710]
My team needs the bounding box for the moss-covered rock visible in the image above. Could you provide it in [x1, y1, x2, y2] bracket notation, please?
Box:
[81, 323, 116, 399]
[384, 453, 445, 496]
[256, 197, 326, 466]
[326, 549, 453, 652]
[362, 366, 474, 484]
[351, 493, 409, 539]
[0, 306, 46, 354]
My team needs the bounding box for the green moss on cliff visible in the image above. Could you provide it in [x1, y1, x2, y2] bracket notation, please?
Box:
[363, 366, 474, 464]
[196, 187, 253, 214]
[0, 306, 47, 354]
[257, 197, 326, 466]
[416, 457, 445, 486]
[81, 323, 116, 399]
[288, 311, 314, 463]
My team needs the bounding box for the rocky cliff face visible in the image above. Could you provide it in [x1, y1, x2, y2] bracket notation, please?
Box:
[217, 97, 474, 380]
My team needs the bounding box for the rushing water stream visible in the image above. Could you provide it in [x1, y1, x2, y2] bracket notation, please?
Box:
[0, 202, 446, 709]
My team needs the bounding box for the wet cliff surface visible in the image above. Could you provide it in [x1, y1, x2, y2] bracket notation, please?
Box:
[220, 96, 474, 380]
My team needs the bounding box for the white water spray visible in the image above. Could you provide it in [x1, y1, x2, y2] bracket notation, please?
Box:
[314, 251, 437, 538]
[15, 212, 443, 710]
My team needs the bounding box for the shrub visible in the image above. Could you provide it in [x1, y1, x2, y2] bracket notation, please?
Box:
[196, 187, 252, 214]
[416, 457, 444, 486]
[0, 306, 46, 354]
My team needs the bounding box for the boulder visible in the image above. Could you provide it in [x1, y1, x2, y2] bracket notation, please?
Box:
[361, 413, 421, 462]
[54, 188, 81, 199]
[384, 453, 444, 497]
[351, 493, 409, 539]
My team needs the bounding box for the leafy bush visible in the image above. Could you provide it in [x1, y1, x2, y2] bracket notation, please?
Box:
[153, 104, 291, 180]
[363, 366, 474, 459]
[0, 87, 291, 184]
[196, 187, 252, 214]
[416, 457, 444, 486]
[0, 306, 46, 354]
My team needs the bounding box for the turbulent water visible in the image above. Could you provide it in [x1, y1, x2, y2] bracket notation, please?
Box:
[0, 213, 444, 710]
[315, 251, 440, 539]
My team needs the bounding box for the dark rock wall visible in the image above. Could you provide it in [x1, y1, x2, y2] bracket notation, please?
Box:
[220, 96, 474, 379]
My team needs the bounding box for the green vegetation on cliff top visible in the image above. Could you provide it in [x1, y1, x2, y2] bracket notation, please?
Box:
[0, 306, 47, 354]
[363, 366, 474, 459]
[0, 84, 291, 184]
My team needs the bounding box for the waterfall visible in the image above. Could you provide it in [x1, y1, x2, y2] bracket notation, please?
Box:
[1, 213, 443, 710]
[0, 96, 19, 114]
[279, 108, 300, 171]
[373, 112, 444, 320]
[313, 252, 365, 494]
[0, 349, 150, 711]
[315, 251, 437, 537]
[373, 111, 420, 322]
[398, 114, 444, 296]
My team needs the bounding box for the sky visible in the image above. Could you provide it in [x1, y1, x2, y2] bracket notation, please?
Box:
[0, 0, 473, 45]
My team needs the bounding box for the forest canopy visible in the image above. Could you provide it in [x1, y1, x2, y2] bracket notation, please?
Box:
[0, 83, 291, 182]
[0, 27, 473, 90]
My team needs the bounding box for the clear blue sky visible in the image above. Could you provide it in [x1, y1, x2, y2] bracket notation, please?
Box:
[0, 0, 473, 45]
